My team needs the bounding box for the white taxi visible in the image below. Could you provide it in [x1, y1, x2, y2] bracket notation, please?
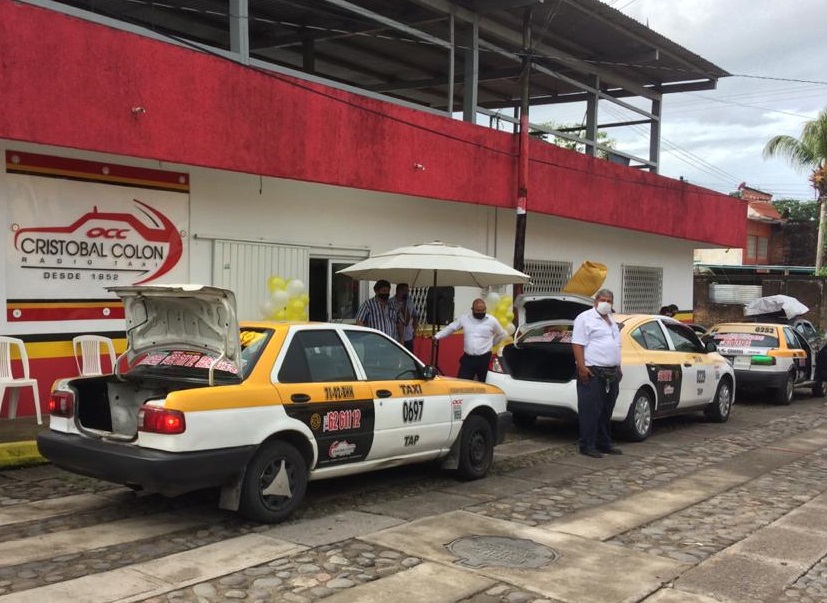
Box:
[37, 285, 511, 523]
[486, 294, 735, 441]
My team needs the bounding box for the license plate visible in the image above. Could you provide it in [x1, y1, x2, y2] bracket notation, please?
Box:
[733, 356, 751, 369]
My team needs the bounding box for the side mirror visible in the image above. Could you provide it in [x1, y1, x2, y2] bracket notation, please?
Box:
[705, 340, 717, 353]
[420, 365, 438, 380]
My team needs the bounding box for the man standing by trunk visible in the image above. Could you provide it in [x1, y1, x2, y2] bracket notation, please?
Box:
[434, 298, 507, 381]
[572, 288, 623, 458]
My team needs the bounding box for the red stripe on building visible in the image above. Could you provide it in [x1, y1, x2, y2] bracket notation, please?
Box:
[5, 150, 189, 192]
[7, 304, 125, 322]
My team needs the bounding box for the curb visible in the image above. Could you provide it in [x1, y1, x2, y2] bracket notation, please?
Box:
[0, 440, 46, 469]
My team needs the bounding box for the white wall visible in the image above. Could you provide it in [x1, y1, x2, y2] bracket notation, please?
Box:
[1, 139, 703, 333]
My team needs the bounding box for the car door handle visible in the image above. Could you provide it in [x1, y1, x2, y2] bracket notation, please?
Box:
[290, 393, 311, 403]
[376, 389, 393, 398]
[683, 363, 692, 367]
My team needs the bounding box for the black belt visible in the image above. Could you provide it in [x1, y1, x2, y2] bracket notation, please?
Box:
[463, 352, 491, 358]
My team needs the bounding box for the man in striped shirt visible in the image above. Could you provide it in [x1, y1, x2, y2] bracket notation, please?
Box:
[356, 279, 400, 340]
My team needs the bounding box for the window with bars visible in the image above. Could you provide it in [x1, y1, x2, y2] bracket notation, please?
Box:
[523, 260, 573, 293]
[621, 265, 663, 313]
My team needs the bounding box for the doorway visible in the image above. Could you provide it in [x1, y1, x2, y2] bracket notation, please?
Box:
[309, 258, 361, 322]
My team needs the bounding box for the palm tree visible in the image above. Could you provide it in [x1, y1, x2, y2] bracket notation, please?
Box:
[763, 107, 827, 271]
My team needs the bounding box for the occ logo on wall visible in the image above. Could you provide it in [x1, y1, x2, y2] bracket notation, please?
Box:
[4, 150, 189, 321]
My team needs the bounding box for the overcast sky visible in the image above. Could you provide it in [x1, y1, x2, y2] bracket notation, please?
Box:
[544, 0, 827, 200]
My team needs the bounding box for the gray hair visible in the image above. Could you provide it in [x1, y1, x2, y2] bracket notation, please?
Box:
[594, 288, 614, 300]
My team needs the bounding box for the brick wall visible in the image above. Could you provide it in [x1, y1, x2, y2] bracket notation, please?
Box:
[694, 274, 827, 331]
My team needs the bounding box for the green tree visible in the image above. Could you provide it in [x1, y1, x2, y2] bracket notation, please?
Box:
[772, 199, 819, 221]
[763, 107, 827, 270]
[530, 122, 618, 160]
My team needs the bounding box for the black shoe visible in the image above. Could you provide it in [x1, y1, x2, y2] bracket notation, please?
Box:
[580, 449, 603, 458]
[599, 447, 623, 455]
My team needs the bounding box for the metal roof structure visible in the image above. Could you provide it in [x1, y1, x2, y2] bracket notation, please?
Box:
[34, 0, 730, 170]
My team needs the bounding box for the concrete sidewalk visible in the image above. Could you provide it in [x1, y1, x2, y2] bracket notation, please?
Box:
[0, 416, 47, 469]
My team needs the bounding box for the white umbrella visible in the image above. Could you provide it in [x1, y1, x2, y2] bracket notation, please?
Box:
[337, 241, 531, 288]
[338, 241, 530, 367]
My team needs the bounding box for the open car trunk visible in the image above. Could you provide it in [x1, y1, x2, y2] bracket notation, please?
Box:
[67, 284, 243, 440]
[503, 319, 578, 383]
[500, 293, 593, 382]
[71, 374, 208, 440]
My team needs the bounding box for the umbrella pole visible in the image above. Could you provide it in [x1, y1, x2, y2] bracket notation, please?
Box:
[430, 271, 440, 368]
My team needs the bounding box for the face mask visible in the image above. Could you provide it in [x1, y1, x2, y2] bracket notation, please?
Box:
[377, 293, 390, 301]
[473, 311, 486, 320]
[400, 294, 408, 300]
[596, 301, 612, 315]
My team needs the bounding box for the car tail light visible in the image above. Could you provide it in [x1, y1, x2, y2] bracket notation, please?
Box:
[489, 355, 504, 373]
[138, 405, 186, 434]
[49, 390, 75, 417]
[751, 355, 776, 366]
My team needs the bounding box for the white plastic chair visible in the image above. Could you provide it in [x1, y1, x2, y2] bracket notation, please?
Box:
[73, 335, 117, 377]
[0, 336, 42, 425]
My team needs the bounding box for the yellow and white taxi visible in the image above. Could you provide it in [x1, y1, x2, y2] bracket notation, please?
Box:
[37, 285, 511, 523]
[486, 294, 735, 441]
[706, 322, 827, 404]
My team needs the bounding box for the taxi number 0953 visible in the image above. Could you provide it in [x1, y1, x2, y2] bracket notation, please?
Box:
[403, 399, 424, 422]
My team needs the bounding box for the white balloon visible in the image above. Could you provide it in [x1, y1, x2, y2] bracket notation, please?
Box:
[486, 291, 501, 306]
[505, 323, 516, 336]
[286, 279, 306, 297]
[271, 290, 290, 311]
[259, 299, 276, 318]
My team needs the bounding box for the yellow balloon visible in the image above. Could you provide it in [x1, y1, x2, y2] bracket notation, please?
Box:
[267, 276, 286, 293]
[498, 316, 510, 328]
[300, 293, 310, 304]
[505, 310, 515, 321]
[275, 309, 287, 320]
[289, 298, 305, 313]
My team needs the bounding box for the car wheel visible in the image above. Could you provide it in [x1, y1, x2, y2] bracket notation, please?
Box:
[774, 373, 795, 405]
[812, 381, 825, 397]
[239, 440, 308, 524]
[512, 412, 537, 428]
[622, 388, 653, 442]
[456, 414, 494, 481]
[705, 378, 733, 423]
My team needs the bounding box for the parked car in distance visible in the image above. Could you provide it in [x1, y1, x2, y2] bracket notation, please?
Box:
[37, 285, 511, 523]
[706, 321, 827, 404]
[486, 294, 735, 441]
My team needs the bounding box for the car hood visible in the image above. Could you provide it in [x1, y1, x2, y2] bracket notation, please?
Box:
[513, 293, 594, 345]
[109, 284, 241, 377]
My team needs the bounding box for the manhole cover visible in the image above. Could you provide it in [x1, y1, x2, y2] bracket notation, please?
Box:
[446, 535, 559, 569]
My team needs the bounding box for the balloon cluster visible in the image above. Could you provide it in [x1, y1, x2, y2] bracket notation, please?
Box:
[486, 291, 516, 351]
[259, 275, 309, 321]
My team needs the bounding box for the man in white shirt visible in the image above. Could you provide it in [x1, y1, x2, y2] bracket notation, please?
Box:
[435, 298, 508, 381]
[572, 288, 623, 458]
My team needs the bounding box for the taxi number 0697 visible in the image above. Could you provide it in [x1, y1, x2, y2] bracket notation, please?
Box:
[403, 399, 424, 423]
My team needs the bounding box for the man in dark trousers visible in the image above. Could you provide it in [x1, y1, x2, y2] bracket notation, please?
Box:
[434, 298, 507, 381]
[572, 288, 623, 458]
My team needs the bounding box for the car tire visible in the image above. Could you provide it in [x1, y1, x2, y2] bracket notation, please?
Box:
[774, 373, 795, 405]
[705, 378, 733, 423]
[512, 412, 537, 428]
[239, 440, 308, 524]
[622, 388, 653, 442]
[456, 414, 494, 481]
[812, 381, 825, 397]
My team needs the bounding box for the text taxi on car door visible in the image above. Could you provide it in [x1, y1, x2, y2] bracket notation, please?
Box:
[486, 293, 735, 442]
[705, 321, 827, 405]
[37, 285, 511, 523]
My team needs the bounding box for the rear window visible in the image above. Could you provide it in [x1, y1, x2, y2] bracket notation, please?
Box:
[710, 332, 779, 349]
[517, 325, 573, 346]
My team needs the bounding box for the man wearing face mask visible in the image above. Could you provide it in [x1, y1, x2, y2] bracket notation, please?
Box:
[434, 298, 508, 381]
[392, 283, 419, 352]
[572, 288, 623, 458]
[356, 279, 399, 340]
